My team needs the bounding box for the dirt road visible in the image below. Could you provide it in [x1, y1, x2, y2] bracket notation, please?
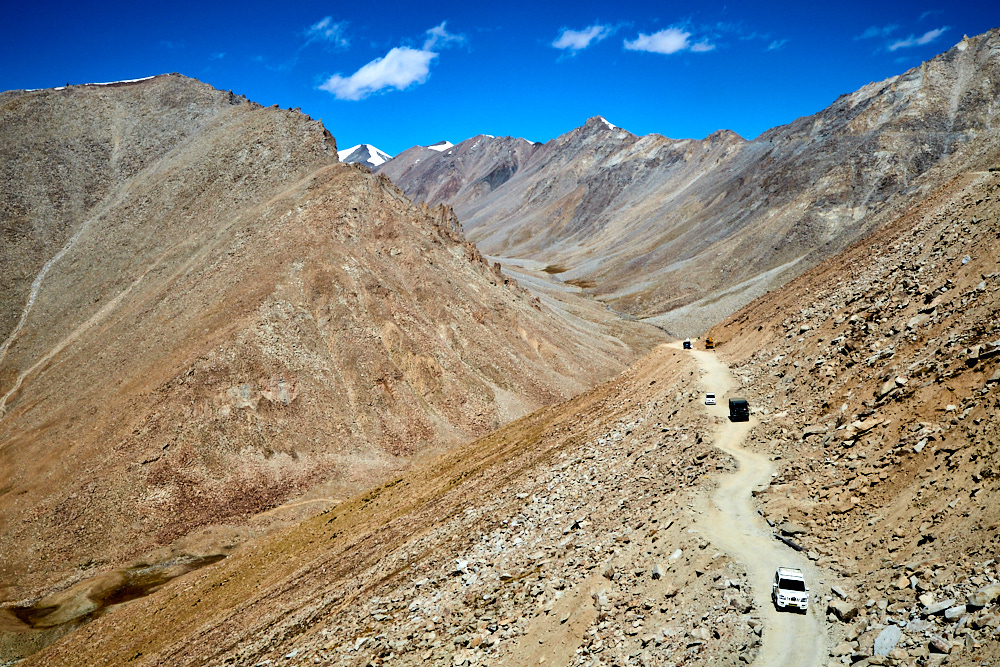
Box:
[686, 345, 828, 667]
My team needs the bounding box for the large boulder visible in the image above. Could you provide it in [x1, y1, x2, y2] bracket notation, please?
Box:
[828, 599, 859, 622]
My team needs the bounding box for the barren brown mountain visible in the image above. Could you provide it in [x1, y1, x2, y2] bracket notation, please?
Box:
[0, 73, 654, 643]
[379, 30, 1000, 336]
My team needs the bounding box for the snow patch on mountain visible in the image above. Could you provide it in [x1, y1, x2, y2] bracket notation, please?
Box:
[426, 141, 454, 152]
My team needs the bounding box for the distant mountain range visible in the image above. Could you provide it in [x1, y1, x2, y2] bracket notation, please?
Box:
[336, 142, 460, 170]
[378, 30, 1000, 335]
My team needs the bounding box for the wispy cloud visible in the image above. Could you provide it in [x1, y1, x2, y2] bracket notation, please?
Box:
[318, 23, 464, 101]
[625, 27, 714, 55]
[856, 24, 898, 40]
[306, 17, 349, 49]
[209, 52, 226, 60]
[919, 10, 944, 22]
[552, 24, 613, 52]
[424, 21, 465, 50]
[888, 26, 948, 51]
[766, 39, 787, 51]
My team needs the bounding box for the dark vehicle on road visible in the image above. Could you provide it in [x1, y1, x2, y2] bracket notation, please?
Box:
[728, 398, 749, 421]
[683, 338, 692, 349]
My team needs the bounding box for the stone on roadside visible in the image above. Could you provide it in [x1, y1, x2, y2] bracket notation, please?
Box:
[778, 521, 807, 536]
[803, 424, 827, 438]
[929, 635, 952, 654]
[923, 599, 957, 616]
[651, 564, 665, 580]
[944, 604, 966, 621]
[969, 583, 1000, 607]
[874, 625, 901, 656]
[830, 642, 854, 657]
[828, 600, 858, 622]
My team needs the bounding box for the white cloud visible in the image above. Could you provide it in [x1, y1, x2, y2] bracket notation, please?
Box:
[766, 39, 787, 51]
[624, 27, 714, 55]
[317, 22, 464, 101]
[888, 26, 948, 51]
[319, 47, 437, 100]
[424, 21, 465, 50]
[307, 17, 349, 49]
[625, 27, 690, 54]
[552, 24, 612, 52]
[856, 24, 898, 40]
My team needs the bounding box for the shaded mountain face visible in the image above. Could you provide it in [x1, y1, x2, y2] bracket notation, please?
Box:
[0, 75, 642, 601]
[379, 31, 1000, 336]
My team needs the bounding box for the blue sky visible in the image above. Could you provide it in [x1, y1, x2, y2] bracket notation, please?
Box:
[3, 2, 998, 156]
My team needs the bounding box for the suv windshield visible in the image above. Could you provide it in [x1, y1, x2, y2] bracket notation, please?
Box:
[779, 578, 806, 591]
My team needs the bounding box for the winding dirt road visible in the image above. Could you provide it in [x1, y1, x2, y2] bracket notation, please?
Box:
[685, 345, 828, 667]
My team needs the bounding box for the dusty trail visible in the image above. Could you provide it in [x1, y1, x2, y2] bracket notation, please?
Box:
[684, 345, 828, 667]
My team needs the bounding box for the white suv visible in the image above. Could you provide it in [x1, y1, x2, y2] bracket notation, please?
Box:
[705, 393, 716, 405]
[772, 567, 809, 612]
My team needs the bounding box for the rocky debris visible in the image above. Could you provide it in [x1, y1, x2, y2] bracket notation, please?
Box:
[715, 170, 1000, 665]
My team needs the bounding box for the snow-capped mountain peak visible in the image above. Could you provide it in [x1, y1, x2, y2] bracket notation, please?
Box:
[338, 143, 393, 168]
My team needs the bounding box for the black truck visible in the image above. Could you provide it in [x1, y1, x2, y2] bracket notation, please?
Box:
[728, 398, 750, 421]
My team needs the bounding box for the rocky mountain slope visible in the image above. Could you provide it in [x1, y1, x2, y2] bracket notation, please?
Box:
[0, 75, 651, 619]
[379, 31, 1000, 336]
[17, 169, 1000, 667]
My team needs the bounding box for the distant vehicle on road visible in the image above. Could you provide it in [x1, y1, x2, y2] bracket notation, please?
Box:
[683, 338, 692, 349]
[772, 567, 809, 612]
[728, 398, 749, 421]
[705, 393, 716, 405]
